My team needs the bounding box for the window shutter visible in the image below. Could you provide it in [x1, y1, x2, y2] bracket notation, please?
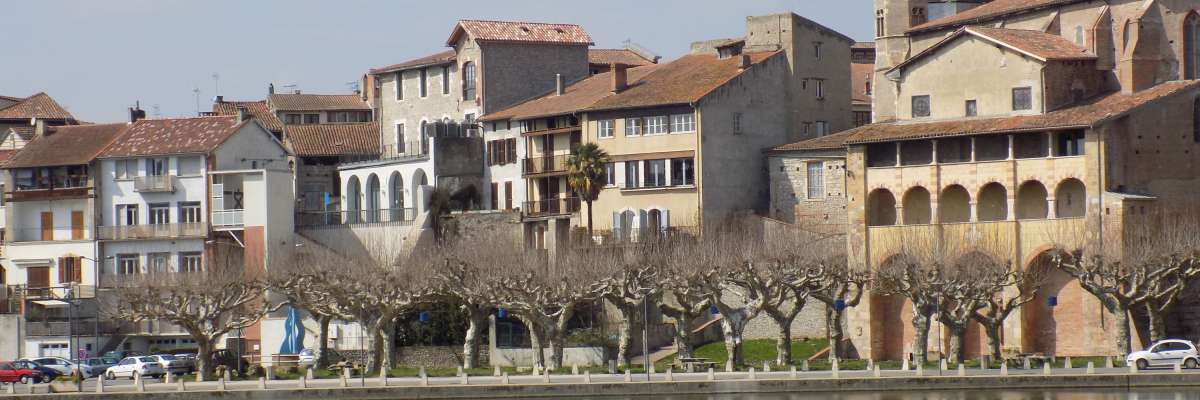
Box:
[57, 257, 66, 283]
[508, 138, 517, 165]
[660, 210, 670, 234]
[74, 257, 82, 283]
[638, 209, 648, 240]
[612, 212, 622, 242]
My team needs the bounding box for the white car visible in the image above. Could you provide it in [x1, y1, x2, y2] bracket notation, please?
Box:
[148, 354, 193, 375]
[1127, 339, 1200, 369]
[105, 356, 165, 380]
[23, 357, 92, 378]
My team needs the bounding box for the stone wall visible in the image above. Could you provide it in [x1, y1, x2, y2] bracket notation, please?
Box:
[767, 151, 848, 234]
[395, 345, 487, 369]
[0, 314, 21, 360]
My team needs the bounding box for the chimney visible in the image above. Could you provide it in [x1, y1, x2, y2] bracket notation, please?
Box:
[611, 63, 628, 93]
[555, 74, 565, 96]
[215, 95, 224, 104]
[268, 83, 275, 95]
[129, 101, 146, 123]
[236, 106, 249, 123]
[293, 89, 301, 95]
[738, 54, 751, 69]
[33, 119, 46, 137]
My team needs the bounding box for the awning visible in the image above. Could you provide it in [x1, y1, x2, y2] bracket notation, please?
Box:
[33, 300, 69, 308]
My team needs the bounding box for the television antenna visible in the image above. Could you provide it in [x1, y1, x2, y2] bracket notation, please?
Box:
[211, 73, 221, 97]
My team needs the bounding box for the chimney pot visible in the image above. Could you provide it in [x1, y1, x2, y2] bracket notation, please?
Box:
[294, 89, 301, 95]
[268, 83, 275, 95]
[215, 95, 224, 103]
[555, 74, 565, 96]
[129, 102, 146, 123]
[611, 63, 628, 93]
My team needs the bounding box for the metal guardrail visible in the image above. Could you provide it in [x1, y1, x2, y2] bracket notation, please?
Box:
[134, 175, 175, 192]
[522, 197, 580, 218]
[98, 223, 206, 240]
[297, 208, 416, 227]
[26, 320, 123, 336]
[212, 209, 244, 228]
[522, 154, 571, 175]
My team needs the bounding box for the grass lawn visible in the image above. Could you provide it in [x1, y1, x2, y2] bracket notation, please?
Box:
[657, 338, 830, 369]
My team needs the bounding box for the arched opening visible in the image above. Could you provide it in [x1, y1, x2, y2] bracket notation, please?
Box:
[867, 189, 897, 226]
[1055, 179, 1086, 218]
[1022, 251, 1090, 356]
[1016, 181, 1049, 220]
[870, 293, 912, 361]
[366, 174, 381, 223]
[647, 209, 663, 239]
[620, 210, 636, 242]
[902, 187, 932, 225]
[346, 176, 361, 223]
[939, 185, 971, 223]
[389, 172, 405, 221]
[412, 169, 428, 214]
[1185, 13, 1200, 79]
[976, 183, 1008, 221]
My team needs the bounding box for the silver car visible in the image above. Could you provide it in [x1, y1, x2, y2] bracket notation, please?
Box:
[149, 354, 193, 375]
[1127, 339, 1200, 369]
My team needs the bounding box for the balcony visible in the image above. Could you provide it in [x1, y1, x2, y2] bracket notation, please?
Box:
[134, 175, 175, 192]
[522, 125, 581, 137]
[98, 223, 206, 240]
[523, 154, 571, 176]
[26, 319, 123, 337]
[212, 209, 244, 229]
[6, 186, 91, 202]
[298, 207, 416, 227]
[522, 197, 580, 218]
[19, 284, 97, 301]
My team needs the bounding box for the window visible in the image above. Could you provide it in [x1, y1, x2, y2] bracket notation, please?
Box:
[1055, 131, 1085, 156]
[396, 72, 404, 100]
[624, 161, 640, 189]
[911, 7, 927, 26]
[912, 95, 931, 118]
[1013, 87, 1033, 111]
[625, 118, 644, 136]
[148, 253, 169, 274]
[813, 42, 822, 59]
[598, 120, 614, 138]
[58, 257, 82, 283]
[395, 123, 406, 153]
[854, 111, 872, 127]
[645, 160, 667, 187]
[645, 116, 668, 135]
[179, 252, 202, 273]
[177, 156, 201, 176]
[462, 62, 476, 101]
[149, 203, 170, 224]
[604, 163, 616, 186]
[815, 80, 825, 99]
[303, 114, 320, 124]
[115, 159, 137, 179]
[815, 121, 830, 136]
[441, 66, 450, 95]
[965, 100, 978, 117]
[330, 111, 369, 123]
[117, 254, 139, 275]
[507, 138, 516, 164]
[670, 158, 694, 186]
[1075, 26, 1085, 46]
[284, 114, 302, 124]
[876, 10, 885, 37]
[732, 112, 743, 134]
[670, 114, 695, 133]
[117, 204, 139, 225]
[145, 158, 167, 176]
[806, 162, 825, 199]
[419, 68, 428, 97]
[179, 202, 201, 223]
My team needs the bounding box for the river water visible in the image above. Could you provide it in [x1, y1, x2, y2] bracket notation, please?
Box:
[562, 390, 1200, 400]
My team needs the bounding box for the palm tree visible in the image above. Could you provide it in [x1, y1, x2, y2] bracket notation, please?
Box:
[566, 142, 611, 238]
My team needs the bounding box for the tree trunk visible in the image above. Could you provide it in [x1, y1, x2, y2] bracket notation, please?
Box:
[946, 324, 966, 365]
[825, 306, 845, 361]
[911, 305, 931, 364]
[719, 311, 747, 367]
[522, 317, 546, 371]
[1114, 302, 1132, 356]
[982, 321, 1002, 361]
[379, 321, 396, 373]
[769, 313, 795, 366]
[462, 307, 488, 369]
[196, 338, 214, 381]
[586, 200, 594, 239]
[1145, 301, 1166, 343]
[670, 311, 695, 360]
[367, 327, 383, 373]
[548, 333, 564, 371]
[315, 315, 332, 370]
[616, 306, 634, 367]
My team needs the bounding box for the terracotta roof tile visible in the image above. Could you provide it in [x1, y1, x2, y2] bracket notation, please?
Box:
[447, 20, 593, 46]
[370, 50, 457, 74]
[99, 116, 246, 158]
[9, 126, 34, 141]
[212, 100, 284, 132]
[0, 93, 74, 120]
[770, 130, 856, 152]
[588, 49, 655, 67]
[584, 52, 781, 112]
[910, 0, 1077, 33]
[268, 94, 370, 111]
[481, 66, 661, 122]
[285, 122, 380, 157]
[852, 42, 876, 50]
[5, 123, 126, 168]
[0, 149, 16, 165]
[968, 27, 1094, 60]
[838, 81, 1200, 145]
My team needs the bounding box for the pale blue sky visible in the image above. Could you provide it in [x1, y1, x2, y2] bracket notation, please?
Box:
[1, 0, 872, 122]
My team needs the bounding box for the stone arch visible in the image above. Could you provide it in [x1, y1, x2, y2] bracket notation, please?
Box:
[346, 176, 362, 223]
[902, 186, 932, 225]
[1021, 250, 1089, 356]
[976, 183, 1008, 222]
[1016, 180, 1049, 220]
[867, 188, 897, 226]
[389, 172, 405, 221]
[1055, 178, 1086, 218]
[871, 254, 916, 361]
[939, 185, 971, 223]
[412, 169, 429, 213]
[1185, 12, 1200, 79]
[366, 174, 381, 222]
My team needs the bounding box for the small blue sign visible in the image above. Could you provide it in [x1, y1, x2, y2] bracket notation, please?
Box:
[497, 308, 507, 319]
[418, 311, 430, 323]
[1048, 296, 1058, 307]
[709, 304, 719, 315]
[323, 192, 331, 206]
[834, 299, 847, 311]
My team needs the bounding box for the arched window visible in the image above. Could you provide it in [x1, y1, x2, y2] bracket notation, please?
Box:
[1185, 13, 1200, 79]
[346, 176, 361, 224]
[867, 189, 897, 226]
[647, 209, 663, 239]
[1016, 181, 1049, 220]
[939, 185, 971, 223]
[419, 120, 430, 154]
[389, 172, 405, 221]
[366, 174, 380, 223]
[1055, 179, 1086, 218]
[412, 169, 428, 214]
[1194, 97, 1200, 143]
[902, 187, 931, 225]
[462, 62, 477, 101]
[977, 183, 1008, 221]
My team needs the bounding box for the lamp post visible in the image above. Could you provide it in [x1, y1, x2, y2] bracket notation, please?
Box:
[640, 287, 655, 382]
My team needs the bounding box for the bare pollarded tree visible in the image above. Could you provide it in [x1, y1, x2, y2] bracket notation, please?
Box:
[659, 240, 714, 361]
[971, 263, 1043, 361]
[433, 234, 530, 370]
[807, 253, 868, 361]
[873, 232, 944, 365]
[108, 243, 274, 379]
[688, 219, 775, 368]
[590, 247, 660, 367]
[268, 248, 353, 370]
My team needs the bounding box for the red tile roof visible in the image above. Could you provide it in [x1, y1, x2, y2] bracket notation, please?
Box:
[268, 94, 370, 111]
[772, 80, 1200, 150]
[370, 50, 457, 74]
[0, 149, 16, 165]
[5, 123, 126, 168]
[770, 130, 855, 153]
[852, 42, 876, 50]
[212, 100, 284, 132]
[588, 49, 655, 67]
[910, 0, 1078, 33]
[285, 122, 380, 157]
[0, 93, 74, 120]
[9, 126, 34, 141]
[481, 65, 662, 122]
[98, 116, 248, 158]
[447, 20, 593, 46]
[890, 27, 1093, 75]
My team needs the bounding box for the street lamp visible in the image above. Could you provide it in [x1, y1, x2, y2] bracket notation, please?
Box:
[639, 287, 655, 382]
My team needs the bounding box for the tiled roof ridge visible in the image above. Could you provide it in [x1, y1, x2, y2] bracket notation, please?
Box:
[590, 50, 782, 109]
[909, 0, 1080, 33]
[459, 18, 583, 27]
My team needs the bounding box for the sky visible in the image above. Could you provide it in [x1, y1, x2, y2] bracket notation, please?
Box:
[1, 0, 873, 122]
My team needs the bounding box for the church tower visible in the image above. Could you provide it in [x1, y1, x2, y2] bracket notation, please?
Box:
[872, 0, 927, 122]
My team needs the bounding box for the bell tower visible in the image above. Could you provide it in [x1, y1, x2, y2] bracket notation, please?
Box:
[872, 0, 927, 122]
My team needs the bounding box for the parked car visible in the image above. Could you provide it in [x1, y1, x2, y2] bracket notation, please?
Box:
[1127, 339, 1200, 369]
[0, 362, 43, 384]
[20, 357, 91, 378]
[82, 358, 118, 375]
[9, 360, 58, 382]
[149, 354, 193, 375]
[297, 348, 345, 368]
[105, 357, 165, 380]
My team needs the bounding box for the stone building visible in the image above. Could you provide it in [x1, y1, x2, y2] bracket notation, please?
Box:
[772, 0, 1200, 360]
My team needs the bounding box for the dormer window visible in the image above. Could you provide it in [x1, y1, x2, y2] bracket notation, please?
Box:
[910, 7, 927, 27]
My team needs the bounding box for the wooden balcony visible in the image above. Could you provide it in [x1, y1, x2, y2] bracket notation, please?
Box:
[522, 197, 580, 219]
[523, 154, 571, 177]
[5, 186, 92, 202]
